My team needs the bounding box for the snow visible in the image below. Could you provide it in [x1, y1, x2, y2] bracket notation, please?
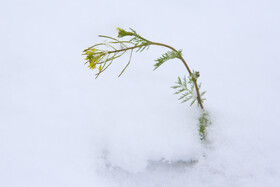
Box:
[1, 0, 280, 186]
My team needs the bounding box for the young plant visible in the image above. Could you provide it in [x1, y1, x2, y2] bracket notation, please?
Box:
[82, 28, 210, 141]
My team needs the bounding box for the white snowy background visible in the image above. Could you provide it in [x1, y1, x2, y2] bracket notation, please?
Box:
[1, 0, 280, 186]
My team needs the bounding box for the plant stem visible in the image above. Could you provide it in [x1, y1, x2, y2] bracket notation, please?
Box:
[150, 42, 204, 110]
[105, 40, 204, 110]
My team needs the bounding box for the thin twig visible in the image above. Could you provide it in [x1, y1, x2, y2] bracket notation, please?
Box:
[118, 49, 133, 77]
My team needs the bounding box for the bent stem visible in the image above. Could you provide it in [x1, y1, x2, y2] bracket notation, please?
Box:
[90, 37, 204, 110]
[149, 42, 204, 110]
[83, 28, 209, 141]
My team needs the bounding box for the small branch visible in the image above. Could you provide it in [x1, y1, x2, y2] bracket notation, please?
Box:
[150, 42, 192, 75]
[118, 49, 133, 77]
[106, 44, 147, 54]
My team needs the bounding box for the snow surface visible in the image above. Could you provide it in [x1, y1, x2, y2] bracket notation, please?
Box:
[1, 0, 280, 186]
